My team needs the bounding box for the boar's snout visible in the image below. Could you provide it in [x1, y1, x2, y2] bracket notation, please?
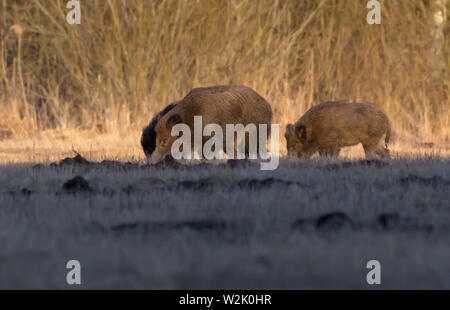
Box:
[150, 150, 169, 164]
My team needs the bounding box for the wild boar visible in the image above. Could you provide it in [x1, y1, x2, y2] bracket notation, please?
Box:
[150, 85, 273, 161]
[141, 102, 178, 158]
[285, 101, 391, 158]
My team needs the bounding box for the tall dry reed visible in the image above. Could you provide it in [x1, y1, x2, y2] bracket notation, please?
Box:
[0, 0, 448, 145]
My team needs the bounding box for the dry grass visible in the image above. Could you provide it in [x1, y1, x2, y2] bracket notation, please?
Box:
[0, 153, 449, 289]
[0, 129, 449, 164]
[0, 0, 448, 152]
[0, 129, 142, 163]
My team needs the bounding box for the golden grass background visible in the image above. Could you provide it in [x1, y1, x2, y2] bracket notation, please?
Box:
[0, 0, 448, 162]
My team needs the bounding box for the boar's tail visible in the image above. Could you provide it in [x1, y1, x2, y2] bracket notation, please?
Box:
[384, 120, 391, 149]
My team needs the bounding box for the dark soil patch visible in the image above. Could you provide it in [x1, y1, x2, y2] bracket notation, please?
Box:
[315, 212, 355, 232]
[292, 212, 446, 234]
[291, 212, 356, 233]
[20, 188, 33, 197]
[62, 176, 92, 193]
[51, 154, 91, 168]
[40, 154, 185, 171]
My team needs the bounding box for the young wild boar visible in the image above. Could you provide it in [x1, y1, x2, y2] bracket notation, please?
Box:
[285, 101, 391, 158]
[149, 85, 273, 161]
[141, 102, 178, 158]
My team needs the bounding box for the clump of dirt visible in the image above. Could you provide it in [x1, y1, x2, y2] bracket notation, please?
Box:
[52, 154, 92, 168]
[63, 176, 92, 193]
[44, 154, 284, 171]
[20, 188, 33, 197]
[291, 212, 356, 233]
[291, 212, 443, 234]
[34, 155, 92, 170]
[315, 212, 355, 232]
[45, 154, 183, 171]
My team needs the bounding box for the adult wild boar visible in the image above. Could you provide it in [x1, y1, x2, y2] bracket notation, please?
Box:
[285, 101, 391, 158]
[141, 102, 178, 158]
[149, 85, 273, 161]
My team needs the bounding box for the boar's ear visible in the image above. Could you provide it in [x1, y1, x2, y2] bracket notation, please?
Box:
[295, 124, 307, 143]
[166, 114, 182, 129]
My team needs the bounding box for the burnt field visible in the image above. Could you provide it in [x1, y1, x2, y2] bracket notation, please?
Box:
[0, 155, 449, 289]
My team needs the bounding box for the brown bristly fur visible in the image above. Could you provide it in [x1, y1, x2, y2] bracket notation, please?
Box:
[285, 101, 391, 158]
[152, 85, 272, 160]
